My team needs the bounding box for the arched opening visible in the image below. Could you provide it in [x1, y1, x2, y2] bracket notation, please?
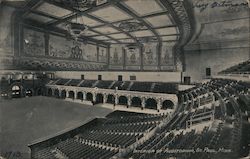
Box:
[86, 92, 93, 101]
[11, 85, 21, 98]
[145, 98, 157, 110]
[162, 100, 174, 110]
[25, 89, 33, 97]
[96, 93, 103, 104]
[107, 94, 115, 104]
[68, 91, 75, 99]
[37, 88, 42, 96]
[54, 89, 60, 98]
[47, 88, 53, 97]
[119, 96, 128, 105]
[77, 92, 83, 100]
[131, 97, 142, 107]
[61, 90, 66, 99]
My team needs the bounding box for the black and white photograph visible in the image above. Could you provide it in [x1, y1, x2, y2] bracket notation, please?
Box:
[0, 0, 250, 159]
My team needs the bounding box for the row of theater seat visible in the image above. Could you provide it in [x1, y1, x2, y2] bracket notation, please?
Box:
[220, 60, 250, 74]
[49, 79, 178, 94]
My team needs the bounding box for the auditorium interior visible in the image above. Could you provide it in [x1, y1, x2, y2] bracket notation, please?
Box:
[0, 0, 250, 159]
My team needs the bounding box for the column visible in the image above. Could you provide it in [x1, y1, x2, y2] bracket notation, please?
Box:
[157, 42, 162, 70]
[58, 89, 62, 98]
[141, 97, 145, 110]
[140, 45, 143, 70]
[107, 45, 110, 70]
[83, 92, 86, 100]
[66, 90, 69, 98]
[74, 90, 77, 100]
[103, 94, 107, 103]
[51, 89, 55, 97]
[115, 95, 119, 105]
[45, 32, 49, 56]
[93, 93, 96, 102]
[157, 99, 162, 112]
[127, 96, 131, 107]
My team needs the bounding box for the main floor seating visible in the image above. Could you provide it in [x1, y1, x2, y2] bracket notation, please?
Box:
[33, 79, 250, 159]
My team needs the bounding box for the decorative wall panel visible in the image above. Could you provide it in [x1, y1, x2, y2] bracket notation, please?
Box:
[85, 44, 97, 62]
[161, 42, 175, 66]
[143, 43, 158, 65]
[49, 35, 71, 58]
[23, 28, 45, 56]
[125, 47, 140, 66]
[98, 46, 107, 63]
[110, 45, 123, 65]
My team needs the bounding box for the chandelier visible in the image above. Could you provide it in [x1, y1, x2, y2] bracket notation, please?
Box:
[66, 0, 98, 40]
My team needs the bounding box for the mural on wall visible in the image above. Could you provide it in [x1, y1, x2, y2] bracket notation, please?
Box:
[23, 28, 45, 56]
[98, 46, 107, 63]
[143, 43, 158, 65]
[110, 45, 123, 65]
[161, 42, 175, 65]
[84, 44, 97, 62]
[49, 35, 90, 60]
[49, 35, 71, 58]
[126, 47, 140, 66]
[0, 6, 14, 55]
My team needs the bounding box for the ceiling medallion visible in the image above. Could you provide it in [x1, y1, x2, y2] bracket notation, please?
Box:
[119, 21, 144, 32]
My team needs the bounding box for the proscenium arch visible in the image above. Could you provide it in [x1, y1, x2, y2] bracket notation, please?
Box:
[145, 98, 157, 110]
[162, 100, 174, 110]
[131, 97, 142, 107]
[118, 96, 128, 105]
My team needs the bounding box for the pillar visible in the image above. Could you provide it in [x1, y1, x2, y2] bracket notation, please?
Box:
[58, 89, 62, 98]
[157, 99, 162, 112]
[198, 97, 201, 107]
[127, 96, 131, 107]
[141, 97, 145, 110]
[83, 92, 86, 100]
[115, 95, 119, 105]
[103, 94, 107, 103]
[93, 93, 96, 102]
[66, 90, 69, 98]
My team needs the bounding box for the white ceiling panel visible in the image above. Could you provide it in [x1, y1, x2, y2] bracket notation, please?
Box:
[71, 16, 102, 27]
[161, 35, 178, 41]
[93, 26, 119, 34]
[108, 33, 130, 39]
[123, 0, 164, 16]
[26, 13, 54, 23]
[106, 40, 118, 43]
[92, 36, 111, 40]
[145, 14, 173, 27]
[131, 30, 154, 37]
[36, 2, 72, 18]
[118, 39, 135, 43]
[156, 27, 178, 35]
[90, 6, 131, 22]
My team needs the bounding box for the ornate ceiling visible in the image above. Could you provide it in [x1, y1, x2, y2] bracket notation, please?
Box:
[17, 0, 192, 45]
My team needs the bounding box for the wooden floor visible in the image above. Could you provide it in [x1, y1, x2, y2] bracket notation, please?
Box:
[0, 96, 112, 159]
